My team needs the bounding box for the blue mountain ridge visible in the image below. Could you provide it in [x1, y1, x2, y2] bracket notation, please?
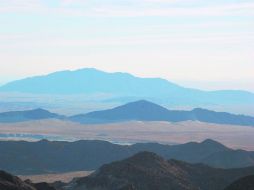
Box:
[1, 100, 253, 126]
[0, 68, 253, 108]
[0, 108, 65, 123]
[70, 100, 254, 126]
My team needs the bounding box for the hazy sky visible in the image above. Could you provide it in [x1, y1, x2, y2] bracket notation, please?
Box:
[0, 0, 253, 91]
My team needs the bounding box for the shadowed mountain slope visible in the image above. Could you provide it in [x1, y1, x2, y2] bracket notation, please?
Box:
[0, 170, 56, 190]
[0, 170, 35, 190]
[224, 175, 254, 190]
[66, 152, 254, 190]
[0, 139, 254, 175]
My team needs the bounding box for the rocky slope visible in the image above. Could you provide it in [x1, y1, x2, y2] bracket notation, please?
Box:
[0, 170, 56, 190]
[65, 152, 254, 190]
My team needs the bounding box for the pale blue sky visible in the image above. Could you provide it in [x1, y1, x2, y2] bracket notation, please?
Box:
[0, 0, 253, 91]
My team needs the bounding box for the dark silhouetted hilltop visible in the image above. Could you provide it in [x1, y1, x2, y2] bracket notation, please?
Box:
[224, 175, 254, 190]
[0, 170, 56, 190]
[67, 152, 254, 190]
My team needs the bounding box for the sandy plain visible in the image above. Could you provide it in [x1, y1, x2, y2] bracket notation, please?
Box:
[0, 119, 254, 150]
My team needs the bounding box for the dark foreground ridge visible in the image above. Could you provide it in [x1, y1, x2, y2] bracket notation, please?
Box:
[224, 175, 254, 190]
[0, 170, 56, 190]
[1, 139, 254, 175]
[1, 152, 254, 190]
[62, 152, 254, 190]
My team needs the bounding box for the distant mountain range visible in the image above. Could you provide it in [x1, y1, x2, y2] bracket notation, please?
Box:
[1, 100, 254, 126]
[1, 139, 254, 175]
[0, 108, 64, 123]
[0, 68, 253, 114]
[70, 100, 254, 126]
[61, 152, 254, 190]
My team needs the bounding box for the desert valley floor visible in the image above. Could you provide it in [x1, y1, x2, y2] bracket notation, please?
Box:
[1, 119, 254, 150]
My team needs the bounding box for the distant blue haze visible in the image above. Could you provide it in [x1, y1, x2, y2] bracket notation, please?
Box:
[0, 69, 253, 109]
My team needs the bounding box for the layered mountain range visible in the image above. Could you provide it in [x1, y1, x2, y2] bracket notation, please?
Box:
[0, 68, 253, 115]
[70, 100, 254, 126]
[1, 152, 254, 190]
[1, 69, 253, 189]
[1, 139, 254, 175]
[0, 100, 254, 126]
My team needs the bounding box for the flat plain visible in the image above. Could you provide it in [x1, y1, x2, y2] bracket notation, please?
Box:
[19, 171, 93, 183]
[1, 119, 254, 150]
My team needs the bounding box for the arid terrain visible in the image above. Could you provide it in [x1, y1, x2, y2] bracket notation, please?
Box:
[1, 119, 254, 150]
[19, 171, 93, 183]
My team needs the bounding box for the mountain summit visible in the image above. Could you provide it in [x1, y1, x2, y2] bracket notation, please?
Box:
[0, 108, 64, 123]
[0, 68, 253, 114]
[0, 68, 181, 95]
[70, 100, 254, 126]
[65, 152, 254, 190]
[71, 100, 171, 123]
